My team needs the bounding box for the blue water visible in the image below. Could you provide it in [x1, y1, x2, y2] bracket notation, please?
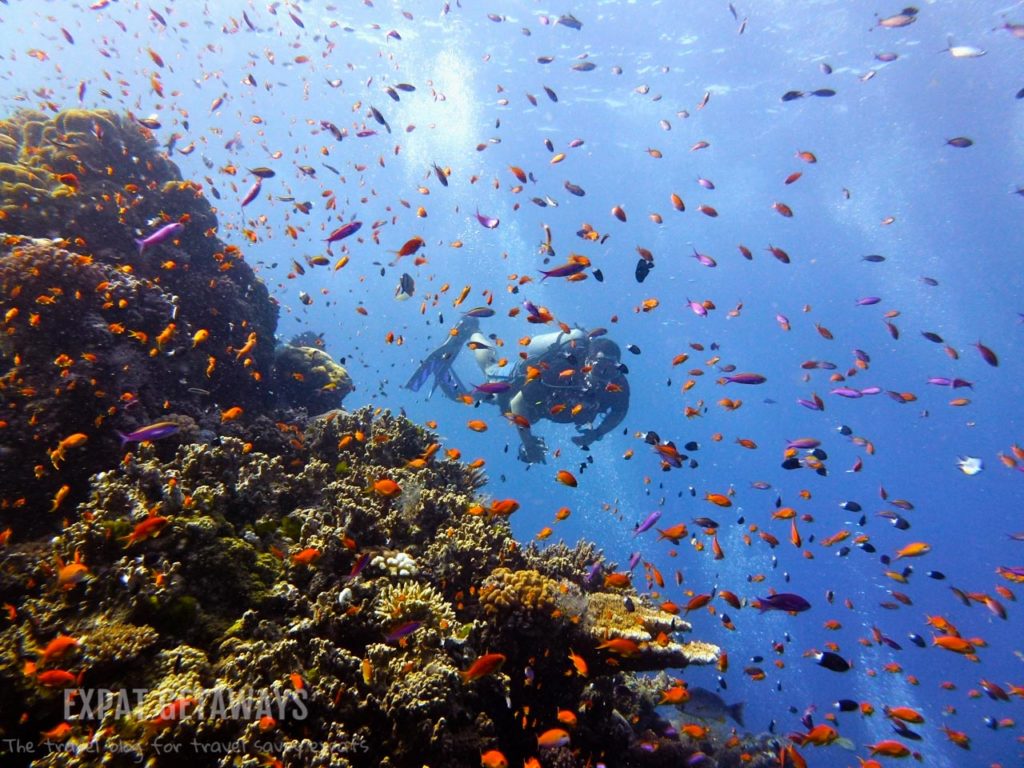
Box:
[4, 1, 1023, 764]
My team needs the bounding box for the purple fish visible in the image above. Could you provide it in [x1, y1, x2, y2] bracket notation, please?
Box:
[786, 438, 820, 450]
[927, 377, 953, 386]
[135, 222, 184, 255]
[859, 386, 882, 395]
[347, 552, 370, 581]
[540, 262, 587, 281]
[696, 176, 715, 190]
[628, 551, 643, 571]
[830, 387, 862, 398]
[633, 510, 662, 536]
[691, 248, 717, 267]
[952, 378, 973, 389]
[855, 297, 881, 306]
[116, 421, 180, 447]
[240, 178, 262, 207]
[325, 220, 362, 243]
[687, 298, 708, 317]
[720, 373, 766, 385]
[852, 349, 871, 363]
[474, 381, 511, 394]
[475, 208, 500, 229]
[384, 620, 422, 643]
[755, 593, 811, 613]
[523, 299, 541, 316]
[797, 398, 823, 411]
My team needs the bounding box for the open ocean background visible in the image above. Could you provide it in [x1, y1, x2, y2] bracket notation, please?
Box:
[3, 1, 1023, 765]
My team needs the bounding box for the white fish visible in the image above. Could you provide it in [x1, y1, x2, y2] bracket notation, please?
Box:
[956, 456, 984, 475]
[944, 38, 987, 58]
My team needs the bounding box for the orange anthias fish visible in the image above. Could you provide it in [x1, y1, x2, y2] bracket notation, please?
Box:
[372, 479, 402, 498]
[391, 236, 425, 259]
[555, 470, 577, 487]
[461, 652, 506, 682]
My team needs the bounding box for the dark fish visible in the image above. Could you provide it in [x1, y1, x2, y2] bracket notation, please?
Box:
[921, 331, 944, 343]
[593, 269, 604, 282]
[572, 61, 596, 72]
[537, 55, 555, 64]
[946, 137, 973, 148]
[395, 273, 415, 300]
[820, 63, 833, 74]
[635, 259, 652, 283]
[370, 105, 391, 133]
[692, 517, 719, 529]
[908, 633, 926, 648]
[557, 13, 583, 30]
[781, 90, 805, 102]
[678, 687, 744, 727]
[862, 254, 886, 262]
[754, 593, 810, 613]
[835, 699, 858, 712]
[627, 344, 641, 355]
[247, 166, 276, 178]
[564, 180, 586, 196]
[811, 88, 836, 97]
[384, 86, 400, 101]
[543, 86, 558, 102]
[892, 723, 922, 741]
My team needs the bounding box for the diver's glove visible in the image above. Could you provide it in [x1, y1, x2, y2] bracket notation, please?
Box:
[518, 435, 547, 464]
[571, 429, 597, 448]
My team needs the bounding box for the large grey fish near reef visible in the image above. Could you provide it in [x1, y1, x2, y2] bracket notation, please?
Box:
[676, 687, 745, 727]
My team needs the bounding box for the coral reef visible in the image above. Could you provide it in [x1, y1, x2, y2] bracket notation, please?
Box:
[0, 108, 769, 768]
[0, 109, 350, 539]
[272, 344, 353, 415]
[0, 406, 765, 768]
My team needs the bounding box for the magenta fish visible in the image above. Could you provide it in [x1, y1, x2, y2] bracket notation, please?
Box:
[691, 248, 717, 267]
[474, 381, 512, 394]
[786, 438, 820, 450]
[475, 208, 500, 229]
[540, 262, 587, 281]
[135, 222, 184, 255]
[855, 297, 881, 306]
[240, 178, 262, 207]
[830, 387, 862, 398]
[384, 620, 422, 643]
[687, 298, 708, 317]
[325, 221, 362, 243]
[753, 593, 811, 613]
[115, 421, 180, 447]
[719, 373, 766, 385]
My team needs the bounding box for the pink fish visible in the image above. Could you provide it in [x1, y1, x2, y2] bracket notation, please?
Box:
[475, 209, 500, 229]
[135, 222, 184, 255]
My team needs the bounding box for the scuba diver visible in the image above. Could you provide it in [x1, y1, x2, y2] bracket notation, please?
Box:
[405, 315, 630, 464]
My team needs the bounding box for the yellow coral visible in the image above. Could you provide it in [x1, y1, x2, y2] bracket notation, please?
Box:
[478, 567, 561, 615]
